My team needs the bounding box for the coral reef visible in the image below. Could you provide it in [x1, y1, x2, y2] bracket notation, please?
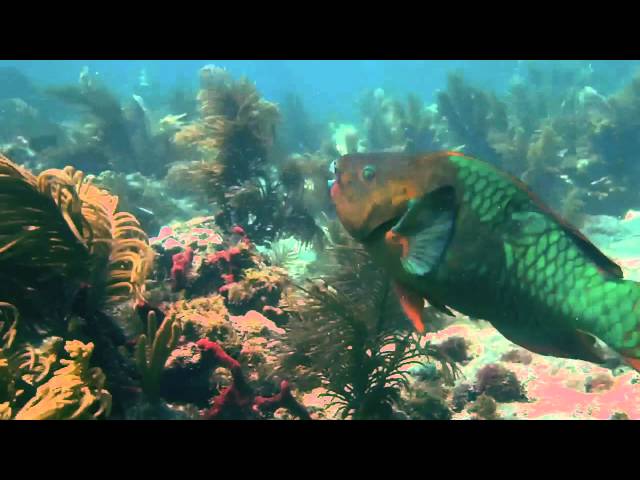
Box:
[5, 62, 640, 420]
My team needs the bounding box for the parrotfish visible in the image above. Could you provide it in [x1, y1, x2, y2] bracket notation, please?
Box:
[329, 151, 640, 370]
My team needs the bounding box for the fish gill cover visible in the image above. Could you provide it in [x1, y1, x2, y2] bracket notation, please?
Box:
[2, 60, 640, 419]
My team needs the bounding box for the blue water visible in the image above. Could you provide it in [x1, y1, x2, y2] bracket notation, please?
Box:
[3, 59, 638, 123]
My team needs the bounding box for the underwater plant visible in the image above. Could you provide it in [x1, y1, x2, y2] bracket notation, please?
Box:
[281, 220, 459, 420]
[172, 66, 323, 245]
[45, 72, 178, 177]
[360, 89, 442, 153]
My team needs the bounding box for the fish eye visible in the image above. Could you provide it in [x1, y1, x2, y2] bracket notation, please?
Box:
[362, 165, 376, 182]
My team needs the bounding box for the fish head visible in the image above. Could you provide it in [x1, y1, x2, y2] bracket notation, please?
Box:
[329, 152, 456, 242]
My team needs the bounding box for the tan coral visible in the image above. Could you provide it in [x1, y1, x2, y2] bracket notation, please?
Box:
[167, 294, 233, 342]
[14, 340, 112, 420]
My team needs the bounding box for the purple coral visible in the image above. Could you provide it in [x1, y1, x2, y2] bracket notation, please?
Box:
[475, 363, 525, 402]
[437, 336, 470, 363]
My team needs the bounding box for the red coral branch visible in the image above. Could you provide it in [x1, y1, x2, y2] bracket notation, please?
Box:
[171, 246, 194, 290]
[254, 381, 311, 420]
[196, 339, 310, 420]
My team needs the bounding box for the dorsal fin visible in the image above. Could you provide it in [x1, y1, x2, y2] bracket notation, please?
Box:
[457, 154, 623, 279]
[510, 175, 623, 279]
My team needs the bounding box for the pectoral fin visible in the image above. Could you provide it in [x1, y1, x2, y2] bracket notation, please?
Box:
[393, 282, 426, 333]
[392, 186, 456, 277]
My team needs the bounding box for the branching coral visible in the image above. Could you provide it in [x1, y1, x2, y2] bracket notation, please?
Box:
[197, 339, 309, 420]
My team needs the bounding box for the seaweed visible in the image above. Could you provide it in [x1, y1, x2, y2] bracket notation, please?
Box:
[279, 93, 323, 154]
[359, 89, 442, 153]
[281, 220, 459, 419]
[437, 72, 507, 165]
[45, 74, 177, 177]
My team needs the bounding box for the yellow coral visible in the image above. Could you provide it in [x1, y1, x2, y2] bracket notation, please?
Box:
[0, 155, 154, 311]
[135, 311, 181, 400]
[14, 340, 112, 420]
[37, 165, 154, 305]
[227, 266, 289, 306]
[167, 294, 233, 342]
[17, 336, 64, 386]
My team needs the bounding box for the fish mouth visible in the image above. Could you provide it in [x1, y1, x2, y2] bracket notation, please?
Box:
[361, 216, 402, 244]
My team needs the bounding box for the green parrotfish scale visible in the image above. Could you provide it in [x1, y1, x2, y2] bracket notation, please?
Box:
[449, 155, 640, 362]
